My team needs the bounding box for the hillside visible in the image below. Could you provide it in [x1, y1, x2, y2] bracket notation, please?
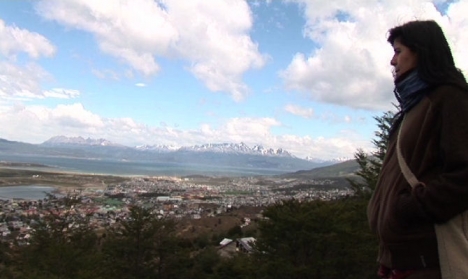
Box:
[279, 159, 359, 179]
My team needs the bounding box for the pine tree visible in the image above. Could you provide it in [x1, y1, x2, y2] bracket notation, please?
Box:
[252, 199, 379, 279]
[15, 201, 101, 278]
[101, 205, 183, 279]
[347, 111, 395, 197]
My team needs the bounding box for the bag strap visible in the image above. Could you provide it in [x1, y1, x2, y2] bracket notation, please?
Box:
[396, 116, 420, 188]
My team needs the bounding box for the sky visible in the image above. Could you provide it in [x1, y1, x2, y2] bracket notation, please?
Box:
[0, 0, 467, 160]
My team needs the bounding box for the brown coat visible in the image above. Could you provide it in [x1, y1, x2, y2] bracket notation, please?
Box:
[368, 84, 468, 270]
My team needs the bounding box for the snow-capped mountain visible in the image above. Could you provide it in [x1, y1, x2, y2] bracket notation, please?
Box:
[305, 156, 351, 163]
[179, 142, 293, 157]
[41, 137, 294, 158]
[180, 142, 251, 153]
[1, 136, 341, 176]
[42, 136, 119, 147]
[135, 144, 179, 152]
[252, 145, 292, 157]
[40, 136, 353, 164]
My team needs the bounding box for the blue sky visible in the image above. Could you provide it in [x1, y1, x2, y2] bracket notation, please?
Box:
[0, 0, 467, 160]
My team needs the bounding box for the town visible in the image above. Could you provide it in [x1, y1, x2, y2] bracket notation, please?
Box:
[0, 174, 353, 246]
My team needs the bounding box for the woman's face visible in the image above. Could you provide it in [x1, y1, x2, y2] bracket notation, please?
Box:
[390, 38, 418, 79]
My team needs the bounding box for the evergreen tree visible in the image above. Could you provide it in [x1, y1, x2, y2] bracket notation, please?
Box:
[348, 111, 395, 197]
[212, 253, 254, 279]
[0, 241, 13, 279]
[252, 199, 378, 279]
[226, 225, 243, 239]
[187, 247, 221, 279]
[101, 205, 184, 279]
[14, 208, 101, 279]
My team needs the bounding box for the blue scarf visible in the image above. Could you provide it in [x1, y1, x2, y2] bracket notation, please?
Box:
[394, 70, 429, 113]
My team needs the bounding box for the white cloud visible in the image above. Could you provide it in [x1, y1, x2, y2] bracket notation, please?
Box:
[0, 61, 50, 99]
[0, 19, 56, 59]
[217, 117, 281, 142]
[275, 131, 370, 160]
[135, 83, 146, 87]
[0, 61, 81, 100]
[35, 103, 104, 128]
[0, 20, 81, 101]
[91, 68, 120, 80]
[43, 88, 80, 99]
[169, 117, 282, 146]
[284, 104, 314, 118]
[166, 1, 266, 101]
[0, 103, 105, 141]
[280, 0, 468, 110]
[35, 0, 266, 101]
[34, 0, 178, 75]
[445, 1, 468, 76]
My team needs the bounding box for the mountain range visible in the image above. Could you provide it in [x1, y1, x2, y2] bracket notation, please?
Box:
[43, 136, 295, 158]
[0, 136, 357, 176]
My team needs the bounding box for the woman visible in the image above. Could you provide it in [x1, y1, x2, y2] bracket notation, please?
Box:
[368, 20, 468, 279]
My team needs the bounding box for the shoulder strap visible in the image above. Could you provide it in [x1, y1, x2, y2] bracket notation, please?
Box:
[396, 116, 420, 188]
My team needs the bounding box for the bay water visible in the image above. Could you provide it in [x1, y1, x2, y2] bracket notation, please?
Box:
[0, 185, 55, 200]
[0, 154, 284, 177]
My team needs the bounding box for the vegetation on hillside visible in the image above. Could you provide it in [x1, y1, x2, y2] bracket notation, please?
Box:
[0, 200, 379, 279]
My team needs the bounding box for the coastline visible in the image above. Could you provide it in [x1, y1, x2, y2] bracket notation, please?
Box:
[0, 164, 130, 194]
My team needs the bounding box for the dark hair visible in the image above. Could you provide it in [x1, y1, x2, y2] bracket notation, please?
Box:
[387, 20, 467, 87]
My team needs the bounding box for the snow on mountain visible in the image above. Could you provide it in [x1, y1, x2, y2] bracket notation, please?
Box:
[135, 144, 179, 152]
[43, 137, 295, 158]
[332, 157, 352, 162]
[305, 156, 352, 163]
[252, 145, 291, 156]
[179, 142, 249, 153]
[43, 136, 119, 147]
[180, 142, 293, 157]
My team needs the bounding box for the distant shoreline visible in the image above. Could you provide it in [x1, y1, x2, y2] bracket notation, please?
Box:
[1, 160, 133, 176]
[0, 162, 130, 193]
[0, 161, 52, 168]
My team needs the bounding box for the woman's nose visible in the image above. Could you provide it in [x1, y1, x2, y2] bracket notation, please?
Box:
[390, 55, 396, 66]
